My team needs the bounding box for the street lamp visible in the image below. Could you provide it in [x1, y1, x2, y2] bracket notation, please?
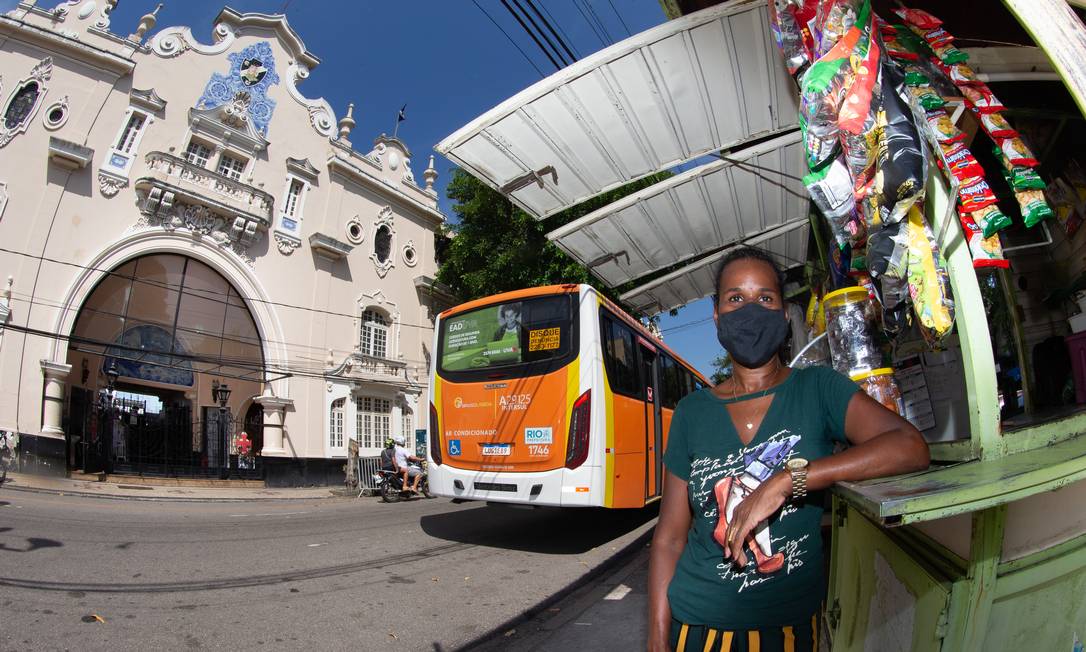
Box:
[211, 380, 231, 477]
[105, 362, 118, 400]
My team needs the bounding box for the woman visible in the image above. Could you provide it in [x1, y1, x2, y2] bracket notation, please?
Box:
[648, 248, 929, 652]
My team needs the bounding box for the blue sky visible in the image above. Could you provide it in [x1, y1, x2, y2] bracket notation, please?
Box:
[1, 0, 724, 378]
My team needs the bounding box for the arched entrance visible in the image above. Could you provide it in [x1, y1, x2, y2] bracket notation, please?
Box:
[64, 253, 266, 477]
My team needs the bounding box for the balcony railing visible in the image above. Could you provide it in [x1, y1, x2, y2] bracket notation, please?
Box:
[142, 151, 274, 223]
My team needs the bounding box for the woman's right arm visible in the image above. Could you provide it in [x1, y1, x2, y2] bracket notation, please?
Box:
[647, 470, 692, 652]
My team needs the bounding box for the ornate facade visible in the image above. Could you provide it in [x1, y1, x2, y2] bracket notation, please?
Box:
[0, 1, 455, 484]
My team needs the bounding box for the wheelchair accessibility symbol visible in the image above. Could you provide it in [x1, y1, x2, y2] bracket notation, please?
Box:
[448, 439, 462, 456]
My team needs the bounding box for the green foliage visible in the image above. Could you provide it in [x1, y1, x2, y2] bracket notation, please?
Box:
[709, 353, 731, 386]
[436, 168, 671, 315]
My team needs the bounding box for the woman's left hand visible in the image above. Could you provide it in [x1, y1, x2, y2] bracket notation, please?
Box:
[725, 473, 790, 567]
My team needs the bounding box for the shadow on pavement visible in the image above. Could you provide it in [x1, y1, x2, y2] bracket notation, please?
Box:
[0, 536, 63, 553]
[420, 502, 659, 554]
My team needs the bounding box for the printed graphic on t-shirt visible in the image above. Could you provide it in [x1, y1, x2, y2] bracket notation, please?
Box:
[688, 430, 808, 593]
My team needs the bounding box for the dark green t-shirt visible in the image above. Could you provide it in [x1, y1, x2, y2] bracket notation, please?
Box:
[663, 365, 858, 630]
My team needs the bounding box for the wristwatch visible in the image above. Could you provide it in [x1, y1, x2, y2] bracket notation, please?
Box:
[785, 458, 809, 500]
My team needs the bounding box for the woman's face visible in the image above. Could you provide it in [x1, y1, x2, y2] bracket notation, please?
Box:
[714, 258, 783, 317]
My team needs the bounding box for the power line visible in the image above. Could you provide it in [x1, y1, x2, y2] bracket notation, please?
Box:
[581, 0, 615, 45]
[516, 0, 577, 66]
[472, 0, 546, 77]
[606, 0, 632, 37]
[572, 0, 609, 47]
[500, 0, 564, 71]
[535, 0, 582, 60]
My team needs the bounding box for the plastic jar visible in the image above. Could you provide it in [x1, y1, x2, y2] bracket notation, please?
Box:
[823, 286, 882, 376]
[850, 368, 904, 415]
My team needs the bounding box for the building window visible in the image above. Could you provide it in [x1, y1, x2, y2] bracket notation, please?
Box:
[116, 113, 147, 154]
[359, 309, 390, 359]
[374, 224, 393, 263]
[184, 141, 211, 167]
[278, 176, 307, 236]
[355, 396, 391, 449]
[217, 153, 246, 180]
[329, 398, 345, 449]
[401, 406, 413, 442]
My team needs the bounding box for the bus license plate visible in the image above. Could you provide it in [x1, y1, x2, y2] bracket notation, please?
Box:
[481, 443, 511, 456]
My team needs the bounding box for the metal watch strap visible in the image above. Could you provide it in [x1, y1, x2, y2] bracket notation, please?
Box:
[790, 466, 808, 500]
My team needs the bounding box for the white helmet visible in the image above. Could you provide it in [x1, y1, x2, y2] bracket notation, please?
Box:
[393, 434, 406, 447]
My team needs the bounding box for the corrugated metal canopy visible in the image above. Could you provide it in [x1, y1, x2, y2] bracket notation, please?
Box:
[435, 0, 798, 220]
[619, 216, 810, 314]
[546, 129, 806, 288]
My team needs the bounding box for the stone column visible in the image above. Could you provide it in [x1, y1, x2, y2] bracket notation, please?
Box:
[39, 360, 72, 438]
[254, 391, 292, 456]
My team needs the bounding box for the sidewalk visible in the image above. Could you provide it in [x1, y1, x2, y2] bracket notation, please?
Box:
[0, 471, 343, 501]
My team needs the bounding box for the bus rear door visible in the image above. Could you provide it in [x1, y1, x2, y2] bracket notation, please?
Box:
[639, 341, 663, 500]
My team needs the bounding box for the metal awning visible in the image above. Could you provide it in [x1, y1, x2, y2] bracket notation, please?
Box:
[619, 216, 810, 315]
[435, 0, 798, 220]
[546, 129, 806, 288]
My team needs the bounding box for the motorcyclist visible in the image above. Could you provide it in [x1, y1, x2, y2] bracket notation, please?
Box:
[380, 437, 397, 474]
[392, 434, 423, 493]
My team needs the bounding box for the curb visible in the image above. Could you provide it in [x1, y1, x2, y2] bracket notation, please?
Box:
[452, 521, 656, 652]
[0, 481, 343, 503]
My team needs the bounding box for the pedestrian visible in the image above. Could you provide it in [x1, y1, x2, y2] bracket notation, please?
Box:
[647, 247, 930, 652]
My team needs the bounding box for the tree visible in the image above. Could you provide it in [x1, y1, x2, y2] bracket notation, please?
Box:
[436, 168, 670, 314]
[709, 353, 731, 386]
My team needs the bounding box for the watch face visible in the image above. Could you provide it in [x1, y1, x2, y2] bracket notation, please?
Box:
[786, 458, 808, 471]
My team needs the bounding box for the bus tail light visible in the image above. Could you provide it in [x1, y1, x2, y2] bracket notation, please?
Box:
[429, 401, 441, 466]
[565, 389, 591, 469]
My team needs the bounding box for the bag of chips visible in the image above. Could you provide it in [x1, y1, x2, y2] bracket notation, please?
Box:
[939, 142, 985, 181]
[948, 63, 982, 86]
[884, 34, 920, 61]
[997, 137, 1040, 167]
[813, 0, 862, 58]
[959, 177, 999, 212]
[971, 203, 1013, 238]
[922, 27, 953, 49]
[769, 0, 814, 77]
[804, 155, 866, 247]
[905, 205, 955, 344]
[904, 69, 929, 86]
[1000, 164, 1047, 191]
[962, 84, 1005, 113]
[1016, 189, 1055, 227]
[959, 210, 1010, 269]
[933, 44, 969, 64]
[926, 110, 965, 144]
[894, 7, 942, 29]
[908, 85, 946, 110]
[980, 113, 1018, 139]
[869, 58, 926, 227]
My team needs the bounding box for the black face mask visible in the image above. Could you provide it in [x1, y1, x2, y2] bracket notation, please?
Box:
[715, 303, 789, 369]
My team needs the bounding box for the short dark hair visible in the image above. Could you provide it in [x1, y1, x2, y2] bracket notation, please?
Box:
[712, 247, 786, 308]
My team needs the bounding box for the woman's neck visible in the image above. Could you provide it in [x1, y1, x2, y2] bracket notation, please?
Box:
[731, 359, 783, 393]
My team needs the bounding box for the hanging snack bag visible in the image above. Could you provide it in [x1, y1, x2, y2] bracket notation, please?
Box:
[872, 58, 927, 226]
[894, 7, 942, 30]
[905, 206, 955, 343]
[1008, 167, 1046, 191]
[933, 43, 969, 64]
[959, 211, 1010, 269]
[980, 113, 1018, 139]
[805, 155, 866, 247]
[904, 68, 929, 86]
[769, 0, 813, 77]
[962, 84, 1006, 113]
[1016, 189, 1055, 227]
[958, 177, 999, 212]
[922, 27, 953, 49]
[997, 137, 1040, 167]
[948, 63, 981, 86]
[926, 110, 965, 144]
[884, 34, 920, 61]
[908, 85, 946, 110]
[939, 142, 985, 181]
[971, 203, 1013, 238]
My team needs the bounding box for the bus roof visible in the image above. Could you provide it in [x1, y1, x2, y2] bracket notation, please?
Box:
[438, 284, 709, 385]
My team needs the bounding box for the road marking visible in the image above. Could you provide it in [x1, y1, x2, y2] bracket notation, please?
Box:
[603, 584, 632, 601]
[307, 543, 327, 548]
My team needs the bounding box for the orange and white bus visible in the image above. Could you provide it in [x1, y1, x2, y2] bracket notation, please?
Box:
[427, 284, 709, 508]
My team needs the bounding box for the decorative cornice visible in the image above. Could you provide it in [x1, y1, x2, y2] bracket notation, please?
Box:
[214, 8, 320, 68]
[326, 154, 445, 226]
[40, 359, 73, 379]
[189, 107, 269, 155]
[150, 21, 237, 58]
[285, 157, 320, 182]
[48, 136, 93, 169]
[130, 87, 167, 114]
[285, 62, 336, 138]
[0, 15, 135, 75]
[98, 170, 127, 197]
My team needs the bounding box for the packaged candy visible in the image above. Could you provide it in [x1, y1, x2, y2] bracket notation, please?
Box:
[878, 274, 912, 335]
[971, 203, 1012, 238]
[908, 85, 946, 110]
[769, 0, 813, 77]
[867, 219, 909, 280]
[958, 177, 999, 212]
[962, 84, 1005, 113]
[948, 63, 981, 86]
[926, 110, 965, 144]
[905, 206, 954, 344]
[959, 211, 1010, 269]
[939, 142, 985, 181]
[837, 15, 882, 135]
[933, 43, 969, 64]
[1016, 189, 1055, 227]
[980, 113, 1018, 138]
[813, 0, 861, 58]
[894, 7, 942, 30]
[851, 368, 905, 414]
[997, 137, 1039, 167]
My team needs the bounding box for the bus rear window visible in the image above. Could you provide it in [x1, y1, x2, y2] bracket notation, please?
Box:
[439, 294, 575, 373]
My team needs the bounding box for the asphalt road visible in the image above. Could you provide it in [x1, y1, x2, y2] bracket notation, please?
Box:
[0, 490, 657, 651]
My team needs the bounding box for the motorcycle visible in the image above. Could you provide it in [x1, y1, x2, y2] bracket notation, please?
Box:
[373, 463, 433, 502]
